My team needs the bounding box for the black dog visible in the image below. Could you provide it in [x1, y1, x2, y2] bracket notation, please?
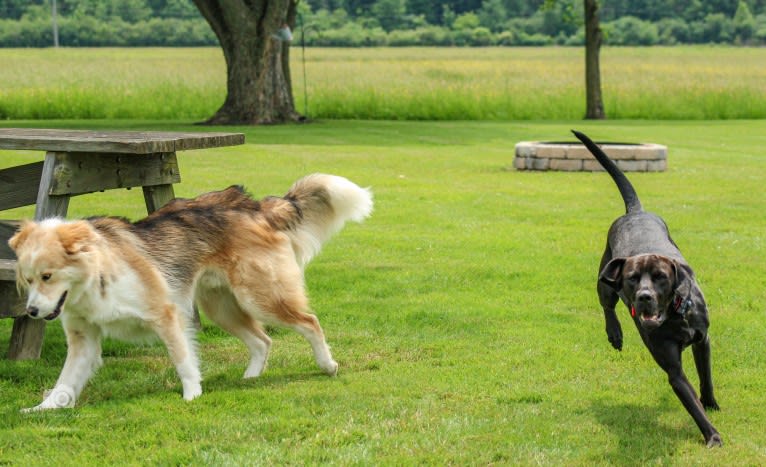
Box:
[573, 130, 722, 448]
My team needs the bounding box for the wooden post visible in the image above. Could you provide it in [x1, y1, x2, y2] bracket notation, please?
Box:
[142, 184, 177, 213]
[8, 152, 70, 360]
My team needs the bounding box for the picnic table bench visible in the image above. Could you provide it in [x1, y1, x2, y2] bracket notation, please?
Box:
[0, 128, 244, 360]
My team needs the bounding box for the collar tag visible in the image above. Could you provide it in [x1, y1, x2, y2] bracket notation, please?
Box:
[673, 296, 693, 317]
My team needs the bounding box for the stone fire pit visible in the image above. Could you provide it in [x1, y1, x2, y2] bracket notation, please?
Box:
[514, 141, 667, 172]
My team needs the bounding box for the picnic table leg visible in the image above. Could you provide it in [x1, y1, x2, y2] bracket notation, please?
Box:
[142, 179, 202, 330]
[142, 184, 176, 214]
[8, 152, 70, 360]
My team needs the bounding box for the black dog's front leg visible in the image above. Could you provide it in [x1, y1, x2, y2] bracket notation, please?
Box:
[655, 341, 722, 448]
[598, 281, 623, 350]
[692, 335, 719, 410]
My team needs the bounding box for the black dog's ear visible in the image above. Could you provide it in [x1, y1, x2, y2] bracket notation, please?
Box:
[599, 257, 626, 290]
[671, 260, 694, 298]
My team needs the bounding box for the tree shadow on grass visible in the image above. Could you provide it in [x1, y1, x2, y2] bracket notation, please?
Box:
[590, 397, 702, 465]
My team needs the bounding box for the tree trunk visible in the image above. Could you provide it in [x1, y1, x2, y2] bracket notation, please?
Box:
[193, 0, 303, 125]
[584, 0, 605, 119]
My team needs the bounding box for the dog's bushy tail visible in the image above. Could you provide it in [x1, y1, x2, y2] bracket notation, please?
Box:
[280, 174, 373, 267]
[572, 130, 642, 214]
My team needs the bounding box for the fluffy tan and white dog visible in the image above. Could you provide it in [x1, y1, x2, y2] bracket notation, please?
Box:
[9, 174, 372, 411]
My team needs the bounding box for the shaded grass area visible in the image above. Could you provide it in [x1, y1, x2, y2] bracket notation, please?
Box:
[2, 47, 766, 120]
[0, 120, 765, 464]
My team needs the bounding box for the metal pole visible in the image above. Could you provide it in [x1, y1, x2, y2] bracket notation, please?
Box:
[300, 15, 308, 117]
[52, 0, 59, 48]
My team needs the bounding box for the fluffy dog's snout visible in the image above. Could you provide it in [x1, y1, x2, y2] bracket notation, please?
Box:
[26, 306, 39, 318]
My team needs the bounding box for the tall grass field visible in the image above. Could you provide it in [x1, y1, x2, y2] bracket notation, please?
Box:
[1, 47, 766, 120]
[0, 119, 765, 465]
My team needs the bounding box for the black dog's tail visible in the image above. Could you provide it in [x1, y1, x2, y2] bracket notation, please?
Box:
[572, 130, 642, 214]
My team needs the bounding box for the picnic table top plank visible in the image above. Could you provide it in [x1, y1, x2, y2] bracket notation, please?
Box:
[0, 128, 245, 154]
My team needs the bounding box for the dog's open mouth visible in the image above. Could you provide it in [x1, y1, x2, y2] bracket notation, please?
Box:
[638, 312, 662, 329]
[45, 291, 68, 321]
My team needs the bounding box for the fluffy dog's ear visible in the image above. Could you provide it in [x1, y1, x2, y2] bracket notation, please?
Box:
[56, 222, 95, 255]
[8, 221, 36, 253]
[599, 257, 626, 290]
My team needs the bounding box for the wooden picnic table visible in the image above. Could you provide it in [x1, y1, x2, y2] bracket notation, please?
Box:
[0, 128, 244, 360]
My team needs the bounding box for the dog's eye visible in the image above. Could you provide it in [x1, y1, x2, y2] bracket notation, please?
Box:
[652, 272, 667, 281]
[41, 273, 52, 282]
[627, 274, 640, 283]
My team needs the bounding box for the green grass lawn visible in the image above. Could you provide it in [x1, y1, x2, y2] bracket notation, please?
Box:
[0, 119, 764, 465]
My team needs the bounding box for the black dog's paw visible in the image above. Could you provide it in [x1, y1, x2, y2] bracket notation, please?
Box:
[706, 433, 723, 448]
[608, 336, 623, 351]
[606, 326, 623, 351]
[702, 397, 720, 411]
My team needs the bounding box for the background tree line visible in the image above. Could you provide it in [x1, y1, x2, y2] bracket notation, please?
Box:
[2, 0, 766, 47]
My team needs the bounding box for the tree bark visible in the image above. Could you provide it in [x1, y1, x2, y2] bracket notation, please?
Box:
[193, 0, 303, 125]
[584, 0, 605, 119]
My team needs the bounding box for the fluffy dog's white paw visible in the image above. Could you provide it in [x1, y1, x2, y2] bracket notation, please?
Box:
[243, 359, 267, 379]
[21, 385, 76, 412]
[323, 360, 339, 377]
[243, 367, 262, 379]
[182, 382, 202, 401]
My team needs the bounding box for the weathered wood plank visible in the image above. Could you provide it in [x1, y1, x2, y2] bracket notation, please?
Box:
[48, 151, 181, 196]
[0, 161, 44, 211]
[0, 258, 17, 282]
[0, 280, 24, 318]
[0, 221, 20, 260]
[1, 225, 23, 317]
[0, 128, 244, 154]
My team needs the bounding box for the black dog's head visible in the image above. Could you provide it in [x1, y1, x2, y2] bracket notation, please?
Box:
[600, 254, 693, 330]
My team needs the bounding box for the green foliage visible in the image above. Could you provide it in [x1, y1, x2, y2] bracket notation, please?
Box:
[312, 22, 387, 46]
[452, 11, 481, 30]
[604, 16, 660, 45]
[733, 1, 756, 42]
[0, 119, 765, 464]
[4, 0, 766, 46]
[477, 0, 508, 32]
[656, 17, 691, 44]
[698, 13, 736, 43]
[371, 0, 406, 31]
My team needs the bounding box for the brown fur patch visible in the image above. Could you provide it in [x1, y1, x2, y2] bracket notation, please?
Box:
[55, 221, 96, 255]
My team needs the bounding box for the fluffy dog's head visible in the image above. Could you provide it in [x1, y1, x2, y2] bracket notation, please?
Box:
[599, 254, 692, 330]
[8, 219, 96, 321]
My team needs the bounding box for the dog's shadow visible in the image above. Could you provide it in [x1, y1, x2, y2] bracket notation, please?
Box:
[590, 397, 701, 463]
[76, 354, 328, 408]
[202, 368, 323, 393]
